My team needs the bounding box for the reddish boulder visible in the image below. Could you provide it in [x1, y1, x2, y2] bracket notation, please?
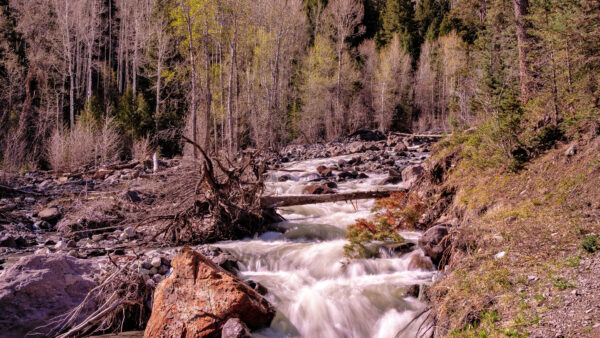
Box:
[144, 246, 275, 338]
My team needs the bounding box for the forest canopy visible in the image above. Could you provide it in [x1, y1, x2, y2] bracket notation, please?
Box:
[0, 0, 598, 171]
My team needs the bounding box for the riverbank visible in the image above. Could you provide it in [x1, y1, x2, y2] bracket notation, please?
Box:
[0, 131, 441, 337]
[411, 125, 600, 337]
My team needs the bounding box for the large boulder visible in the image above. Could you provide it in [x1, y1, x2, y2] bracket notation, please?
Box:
[144, 246, 275, 337]
[0, 254, 98, 337]
[401, 164, 425, 187]
[418, 225, 450, 266]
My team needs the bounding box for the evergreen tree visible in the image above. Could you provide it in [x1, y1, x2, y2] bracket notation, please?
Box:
[375, 0, 418, 60]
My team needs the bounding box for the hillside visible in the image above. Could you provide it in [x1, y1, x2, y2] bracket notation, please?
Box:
[411, 120, 600, 336]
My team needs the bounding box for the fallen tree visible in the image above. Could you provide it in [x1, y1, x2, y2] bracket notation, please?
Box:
[260, 189, 407, 208]
[127, 136, 279, 245]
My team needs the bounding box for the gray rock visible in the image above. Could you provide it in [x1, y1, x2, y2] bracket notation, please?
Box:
[124, 226, 136, 238]
[158, 265, 170, 275]
[0, 254, 98, 337]
[38, 207, 61, 222]
[565, 143, 577, 157]
[418, 225, 450, 266]
[151, 256, 162, 268]
[221, 318, 251, 338]
[54, 240, 68, 250]
[401, 164, 425, 187]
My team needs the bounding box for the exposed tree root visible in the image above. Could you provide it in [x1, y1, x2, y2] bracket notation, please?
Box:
[33, 259, 152, 337]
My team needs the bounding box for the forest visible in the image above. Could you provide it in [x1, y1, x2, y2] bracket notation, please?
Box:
[0, 0, 598, 172]
[1, 1, 600, 337]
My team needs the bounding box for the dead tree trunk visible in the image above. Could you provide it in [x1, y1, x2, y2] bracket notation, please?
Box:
[260, 190, 407, 208]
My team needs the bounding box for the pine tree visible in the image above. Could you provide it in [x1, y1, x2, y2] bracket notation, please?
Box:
[375, 0, 418, 60]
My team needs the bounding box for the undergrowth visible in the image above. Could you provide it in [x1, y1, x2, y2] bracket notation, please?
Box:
[426, 115, 600, 336]
[344, 192, 425, 258]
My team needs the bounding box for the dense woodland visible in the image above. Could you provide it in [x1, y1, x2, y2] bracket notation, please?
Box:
[0, 0, 598, 171]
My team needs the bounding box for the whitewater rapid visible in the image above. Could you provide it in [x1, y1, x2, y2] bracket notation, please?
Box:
[217, 153, 435, 337]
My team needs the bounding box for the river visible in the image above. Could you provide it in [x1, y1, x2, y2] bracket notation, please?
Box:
[217, 152, 436, 337]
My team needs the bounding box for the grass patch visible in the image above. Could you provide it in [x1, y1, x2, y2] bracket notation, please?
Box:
[581, 234, 599, 253]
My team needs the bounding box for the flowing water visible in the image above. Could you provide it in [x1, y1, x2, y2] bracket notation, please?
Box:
[217, 153, 436, 338]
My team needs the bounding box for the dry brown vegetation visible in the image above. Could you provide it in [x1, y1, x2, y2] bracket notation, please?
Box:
[49, 117, 121, 172]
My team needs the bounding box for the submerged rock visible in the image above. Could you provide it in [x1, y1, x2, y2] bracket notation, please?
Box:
[0, 254, 97, 337]
[302, 184, 335, 195]
[145, 246, 275, 337]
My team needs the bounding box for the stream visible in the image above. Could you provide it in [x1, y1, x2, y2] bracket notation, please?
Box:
[217, 153, 436, 337]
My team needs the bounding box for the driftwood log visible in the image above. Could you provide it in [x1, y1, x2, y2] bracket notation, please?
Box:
[260, 189, 407, 208]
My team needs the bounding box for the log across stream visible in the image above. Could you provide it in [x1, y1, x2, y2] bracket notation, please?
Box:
[216, 151, 436, 337]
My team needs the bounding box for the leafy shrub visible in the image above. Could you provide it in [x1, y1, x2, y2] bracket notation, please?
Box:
[344, 193, 425, 259]
[581, 234, 599, 253]
[529, 124, 563, 151]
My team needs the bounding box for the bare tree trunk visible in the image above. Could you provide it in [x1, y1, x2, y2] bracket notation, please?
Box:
[132, 17, 138, 96]
[513, 0, 533, 104]
[227, 31, 235, 155]
[182, 0, 198, 159]
[69, 60, 75, 128]
[204, 46, 212, 150]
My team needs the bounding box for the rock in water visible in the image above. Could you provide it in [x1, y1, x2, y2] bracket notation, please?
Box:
[0, 254, 97, 337]
[401, 164, 425, 187]
[144, 246, 275, 337]
[221, 318, 251, 338]
[418, 225, 450, 266]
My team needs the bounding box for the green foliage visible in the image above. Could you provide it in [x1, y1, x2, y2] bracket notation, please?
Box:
[344, 217, 404, 259]
[552, 277, 576, 290]
[581, 234, 599, 253]
[375, 0, 419, 59]
[528, 124, 564, 152]
[115, 89, 153, 139]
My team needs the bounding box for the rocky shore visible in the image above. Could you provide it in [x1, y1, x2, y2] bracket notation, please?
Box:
[0, 130, 441, 337]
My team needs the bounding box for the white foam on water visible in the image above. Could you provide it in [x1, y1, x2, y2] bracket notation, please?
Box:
[218, 154, 435, 337]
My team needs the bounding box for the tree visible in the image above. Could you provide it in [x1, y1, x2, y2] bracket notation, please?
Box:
[324, 0, 364, 138]
[513, 0, 533, 104]
[376, 0, 418, 59]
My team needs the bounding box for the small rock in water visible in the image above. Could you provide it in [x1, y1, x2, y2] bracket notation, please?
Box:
[54, 240, 67, 250]
[158, 265, 170, 275]
[259, 231, 284, 241]
[404, 285, 420, 298]
[221, 318, 251, 338]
